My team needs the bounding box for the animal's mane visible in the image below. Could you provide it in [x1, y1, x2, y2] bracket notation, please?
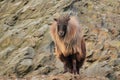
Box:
[54, 14, 82, 56]
[50, 13, 83, 57]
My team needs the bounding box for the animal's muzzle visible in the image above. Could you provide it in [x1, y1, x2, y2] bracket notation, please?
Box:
[58, 31, 65, 37]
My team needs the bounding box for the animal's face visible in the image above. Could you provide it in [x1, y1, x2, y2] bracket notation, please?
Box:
[54, 17, 70, 38]
[57, 23, 67, 37]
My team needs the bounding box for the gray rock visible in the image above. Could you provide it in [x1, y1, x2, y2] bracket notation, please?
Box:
[86, 51, 100, 63]
[99, 50, 110, 62]
[33, 24, 48, 38]
[0, 45, 15, 60]
[20, 47, 35, 59]
[0, 0, 120, 79]
[15, 58, 33, 77]
[0, 47, 35, 76]
[9, 47, 35, 63]
[38, 65, 53, 75]
[86, 50, 94, 58]
[54, 58, 64, 73]
[83, 61, 113, 77]
[4, 15, 18, 26]
[113, 58, 120, 66]
[34, 53, 55, 70]
[114, 71, 120, 80]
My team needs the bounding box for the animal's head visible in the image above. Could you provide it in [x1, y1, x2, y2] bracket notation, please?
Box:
[54, 15, 70, 38]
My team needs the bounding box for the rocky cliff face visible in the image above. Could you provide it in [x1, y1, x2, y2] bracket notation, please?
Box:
[0, 0, 120, 80]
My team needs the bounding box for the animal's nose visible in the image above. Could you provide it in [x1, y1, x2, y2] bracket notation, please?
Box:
[59, 31, 64, 36]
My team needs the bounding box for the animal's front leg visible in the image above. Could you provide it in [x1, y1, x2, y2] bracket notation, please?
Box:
[72, 55, 77, 74]
[76, 62, 80, 74]
[59, 54, 69, 73]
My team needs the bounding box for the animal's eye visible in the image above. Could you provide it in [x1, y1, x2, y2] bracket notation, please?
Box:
[57, 25, 60, 29]
[58, 25, 60, 27]
[57, 24, 60, 30]
[63, 25, 67, 29]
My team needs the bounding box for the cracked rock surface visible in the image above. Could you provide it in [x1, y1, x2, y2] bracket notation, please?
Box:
[0, 0, 120, 80]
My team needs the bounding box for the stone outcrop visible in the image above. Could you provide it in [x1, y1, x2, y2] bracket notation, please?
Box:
[0, 0, 120, 80]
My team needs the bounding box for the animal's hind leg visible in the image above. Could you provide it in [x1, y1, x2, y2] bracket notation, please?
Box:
[76, 63, 80, 74]
[72, 54, 77, 74]
[76, 64, 82, 74]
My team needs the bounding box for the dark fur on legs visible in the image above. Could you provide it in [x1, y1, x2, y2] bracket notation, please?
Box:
[59, 54, 84, 74]
[59, 54, 72, 73]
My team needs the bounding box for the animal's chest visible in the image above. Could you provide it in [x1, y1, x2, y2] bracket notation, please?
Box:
[57, 39, 74, 56]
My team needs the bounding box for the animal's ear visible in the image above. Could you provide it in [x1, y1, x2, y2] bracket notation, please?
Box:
[54, 18, 58, 22]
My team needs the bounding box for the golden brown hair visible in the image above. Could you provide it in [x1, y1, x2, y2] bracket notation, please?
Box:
[50, 14, 86, 74]
[50, 14, 85, 57]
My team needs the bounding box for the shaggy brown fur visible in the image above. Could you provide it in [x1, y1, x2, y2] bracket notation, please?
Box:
[50, 14, 86, 74]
